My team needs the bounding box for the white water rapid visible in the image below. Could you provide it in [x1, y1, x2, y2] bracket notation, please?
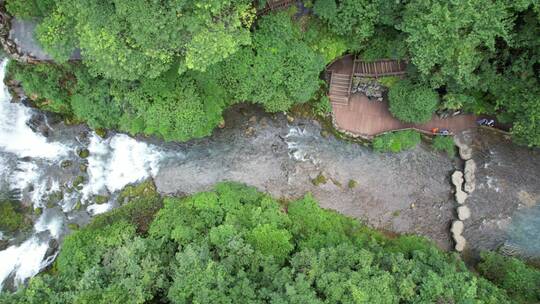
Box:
[0, 59, 168, 290]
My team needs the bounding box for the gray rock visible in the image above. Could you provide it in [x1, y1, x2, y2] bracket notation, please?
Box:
[456, 190, 468, 205]
[457, 205, 471, 220]
[451, 171, 464, 189]
[454, 234, 467, 252]
[451, 220, 464, 236]
[464, 160, 477, 193]
[455, 136, 473, 160]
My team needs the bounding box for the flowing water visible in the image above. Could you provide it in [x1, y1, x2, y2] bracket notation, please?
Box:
[0, 59, 173, 290]
[0, 57, 538, 291]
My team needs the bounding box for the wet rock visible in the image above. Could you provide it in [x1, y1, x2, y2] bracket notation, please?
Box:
[218, 119, 226, 129]
[457, 206, 471, 220]
[245, 127, 255, 137]
[454, 234, 467, 252]
[464, 160, 476, 193]
[451, 171, 464, 190]
[451, 220, 464, 236]
[286, 115, 295, 123]
[320, 130, 330, 138]
[79, 164, 87, 173]
[454, 135, 472, 160]
[93, 195, 109, 205]
[73, 175, 85, 189]
[249, 116, 257, 124]
[455, 190, 468, 205]
[67, 223, 79, 230]
[46, 191, 64, 208]
[95, 128, 107, 138]
[60, 160, 73, 169]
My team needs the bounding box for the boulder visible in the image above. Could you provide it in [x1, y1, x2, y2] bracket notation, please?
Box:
[451, 220, 464, 236]
[457, 206, 471, 220]
[454, 136, 473, 160]
[451, 171, 464, 189]
[455, 190, 468, 205]
[453, 234, 467, 252]
[464, 160, 477, 193]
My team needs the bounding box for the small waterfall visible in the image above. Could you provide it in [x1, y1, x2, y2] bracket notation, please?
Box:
[0, 58, 170, 290]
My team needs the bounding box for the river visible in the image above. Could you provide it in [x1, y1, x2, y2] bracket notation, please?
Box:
[0, 58, 538, 291]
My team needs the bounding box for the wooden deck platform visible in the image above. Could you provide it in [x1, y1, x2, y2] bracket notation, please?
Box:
[332, 94, 477, 138]
[327, 54, 477, 138]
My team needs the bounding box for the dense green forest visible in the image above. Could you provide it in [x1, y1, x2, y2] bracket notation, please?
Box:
[1, 181, 538, 303]
[4, 0, 540, 146]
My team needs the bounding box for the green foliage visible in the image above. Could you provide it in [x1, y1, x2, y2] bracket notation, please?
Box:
[313, 0, 379, 50]
[432, 136, 456, 157]
[36, 0, 254, 80]
[399, 0, 511, 90]
[312, 95, 332, 116]
[2, 182, 516, 303]
[5, 0, 55, 19]
[362, 27, 407, 61]
[9, 61, 74, 115]
[348, 179, 358, 189]
[304, 18, 348, 63]
[389, 79, 439, 124]
[0, 200, 29, 233]
[377, 76, 400, 89]
[478, 252, 540, 303]
[373, 130, 421, 153]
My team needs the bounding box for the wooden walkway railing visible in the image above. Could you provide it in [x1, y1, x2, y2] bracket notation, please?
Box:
[353, 58, 407, 78]
[257, 0, 296, 15]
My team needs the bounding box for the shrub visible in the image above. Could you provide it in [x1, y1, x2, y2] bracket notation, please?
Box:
[372, 130, 421, 153]
[0, 200, 30, 233]
[432, 136, 456, 157]
[478, 252, 540, 303]
[388, 79, 439, 123]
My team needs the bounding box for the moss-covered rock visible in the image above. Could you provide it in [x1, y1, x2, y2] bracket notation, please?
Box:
[34, 207, 43, 216]
[60, 160, 73, 169]
[95, 128, 107, 138]
[311, 172, 327, 186]
[0, 201, 31, 233]
[93, 195, 109, 205]
[67, 223, 79, 230]
[77, 148, 90, 159]
[73, 176, 85, 189]
[348, 179, 358, 189]
[79, 164, 88, 173]
[46, 191, 64, 208]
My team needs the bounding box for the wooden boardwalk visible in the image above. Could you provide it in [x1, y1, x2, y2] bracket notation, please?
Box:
[327, 55, 477, 138]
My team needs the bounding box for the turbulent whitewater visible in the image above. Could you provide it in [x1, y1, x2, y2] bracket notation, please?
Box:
[0, 59, 169, 290]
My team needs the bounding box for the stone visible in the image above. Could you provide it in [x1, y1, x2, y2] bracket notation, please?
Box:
[286, 115, 295, 123]
[453, 234, 467, 252]
[218, 120, 226, 129]
[455, 190, 468, 205]
[451, 220, 464, 236]
[457, 206, 471, 220]
[454, 136, 473, 160]
[249, 116, 257, 124]
[245, 127, 255, 137]
[60, 160, 73, 169]
[451, 171, 464, 189]
[464, 160, 477, 193]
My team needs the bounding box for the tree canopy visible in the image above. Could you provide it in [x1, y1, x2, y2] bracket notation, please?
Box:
[1, 182, 529, 303]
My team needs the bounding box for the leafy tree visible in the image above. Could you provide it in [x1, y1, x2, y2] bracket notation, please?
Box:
[5, 0, 55, 19]
[0, 200, 29, 233]
[0, 182, 518, 303]
[399, 0, 511, 90]
[388, 79, 439, 123]
[478, 252, 540, 303]
[37, 0, 255, 80]
[313, 0, 379, 50]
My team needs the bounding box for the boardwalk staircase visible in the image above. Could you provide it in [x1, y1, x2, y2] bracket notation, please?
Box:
[328, 72, 352, 106]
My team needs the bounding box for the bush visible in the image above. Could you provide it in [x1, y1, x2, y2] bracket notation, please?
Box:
[0, 200, 29, 233]
[373, 130, 421, 153]
[432, 136, 456, 157]
[388, 79, 439, 123]
[478, 252, 540, 303]
[5, 0, 55, 19]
